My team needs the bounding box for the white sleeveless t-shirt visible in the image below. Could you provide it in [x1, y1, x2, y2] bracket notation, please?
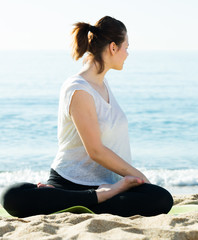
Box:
[51, 74, 132, 185]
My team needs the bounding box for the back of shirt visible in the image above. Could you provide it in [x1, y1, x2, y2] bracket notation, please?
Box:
[51, 74, 132, 186]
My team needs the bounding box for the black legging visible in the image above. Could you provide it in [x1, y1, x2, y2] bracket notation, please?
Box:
[0, 169, 173, 218]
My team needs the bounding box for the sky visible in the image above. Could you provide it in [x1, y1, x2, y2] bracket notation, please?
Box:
[0, 0, 198, 51]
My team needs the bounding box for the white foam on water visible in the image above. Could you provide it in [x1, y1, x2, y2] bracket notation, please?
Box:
[0, 168, 198, 195]
[0, 169, 49, 190]
[141, 168, 198, 187]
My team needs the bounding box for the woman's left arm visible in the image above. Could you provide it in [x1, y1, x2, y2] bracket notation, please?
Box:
[70, 90, 150, 183]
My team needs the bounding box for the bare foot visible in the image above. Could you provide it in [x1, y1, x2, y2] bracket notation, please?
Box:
[37, 182, 55, 188]
[96, 176, 144, 203]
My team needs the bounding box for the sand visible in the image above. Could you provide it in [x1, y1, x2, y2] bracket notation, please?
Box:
[0, 194, 198, 240]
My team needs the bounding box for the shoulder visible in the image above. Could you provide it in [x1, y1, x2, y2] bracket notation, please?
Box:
[62, 74, 88, 90]
[60, 74, 94, 97]
[60, 74, 96, 104]
[59, 75, 95, 118]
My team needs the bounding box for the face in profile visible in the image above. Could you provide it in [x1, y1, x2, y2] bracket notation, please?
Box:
[112, 34, 129, 70]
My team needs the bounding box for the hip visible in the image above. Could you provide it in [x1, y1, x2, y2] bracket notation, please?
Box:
[47, 168, 99, 191]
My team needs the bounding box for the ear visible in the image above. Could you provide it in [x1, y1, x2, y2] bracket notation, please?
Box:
[109, 42, 118, 55]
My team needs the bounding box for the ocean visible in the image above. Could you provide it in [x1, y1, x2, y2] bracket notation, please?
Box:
[0, 50, 198, 195]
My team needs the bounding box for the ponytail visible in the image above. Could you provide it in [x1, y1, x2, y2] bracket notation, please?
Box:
[71, 16, 127, 74]
[71, 22, 90, 60]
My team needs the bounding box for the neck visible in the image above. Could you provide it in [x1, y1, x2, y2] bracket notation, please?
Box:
[79, 61, 109, 86]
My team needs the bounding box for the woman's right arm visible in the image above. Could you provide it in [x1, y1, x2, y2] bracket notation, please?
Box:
[69, 90, 150, 183]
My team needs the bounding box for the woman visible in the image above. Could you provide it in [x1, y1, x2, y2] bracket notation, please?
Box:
[0, 16, 173, 218]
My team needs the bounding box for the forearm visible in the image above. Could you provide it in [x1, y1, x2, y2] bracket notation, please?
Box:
[90, 145, 150, 183]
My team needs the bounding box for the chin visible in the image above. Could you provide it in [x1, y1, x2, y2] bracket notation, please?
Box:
[113, 65, 123, 71]
[118, 66, 124, 71]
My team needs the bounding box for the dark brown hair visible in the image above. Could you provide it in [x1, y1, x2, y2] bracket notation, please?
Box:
[71, 16, 127, 73]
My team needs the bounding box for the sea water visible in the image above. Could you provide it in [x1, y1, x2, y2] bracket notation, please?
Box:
[0, 50, 198, 195]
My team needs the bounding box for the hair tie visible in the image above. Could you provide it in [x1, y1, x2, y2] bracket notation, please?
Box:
[89, 25, 98, 35]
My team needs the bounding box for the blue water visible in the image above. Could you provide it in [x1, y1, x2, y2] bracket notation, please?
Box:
[0, 50, 198, 195]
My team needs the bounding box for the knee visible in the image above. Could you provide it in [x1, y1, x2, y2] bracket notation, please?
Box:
[0, 182, 36, 217]
[0, 184, 17, 209]
[157, 187, 174, 214]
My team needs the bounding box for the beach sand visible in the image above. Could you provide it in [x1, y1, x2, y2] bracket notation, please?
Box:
[0, 194, 198, 240]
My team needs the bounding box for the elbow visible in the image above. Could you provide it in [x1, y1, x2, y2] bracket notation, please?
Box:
[87, 144, 104, 162]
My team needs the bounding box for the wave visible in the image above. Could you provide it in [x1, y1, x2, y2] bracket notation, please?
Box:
[0, 169, 198, 191]
[141, 168, 198, 187]
[0, 169, 49, 190]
